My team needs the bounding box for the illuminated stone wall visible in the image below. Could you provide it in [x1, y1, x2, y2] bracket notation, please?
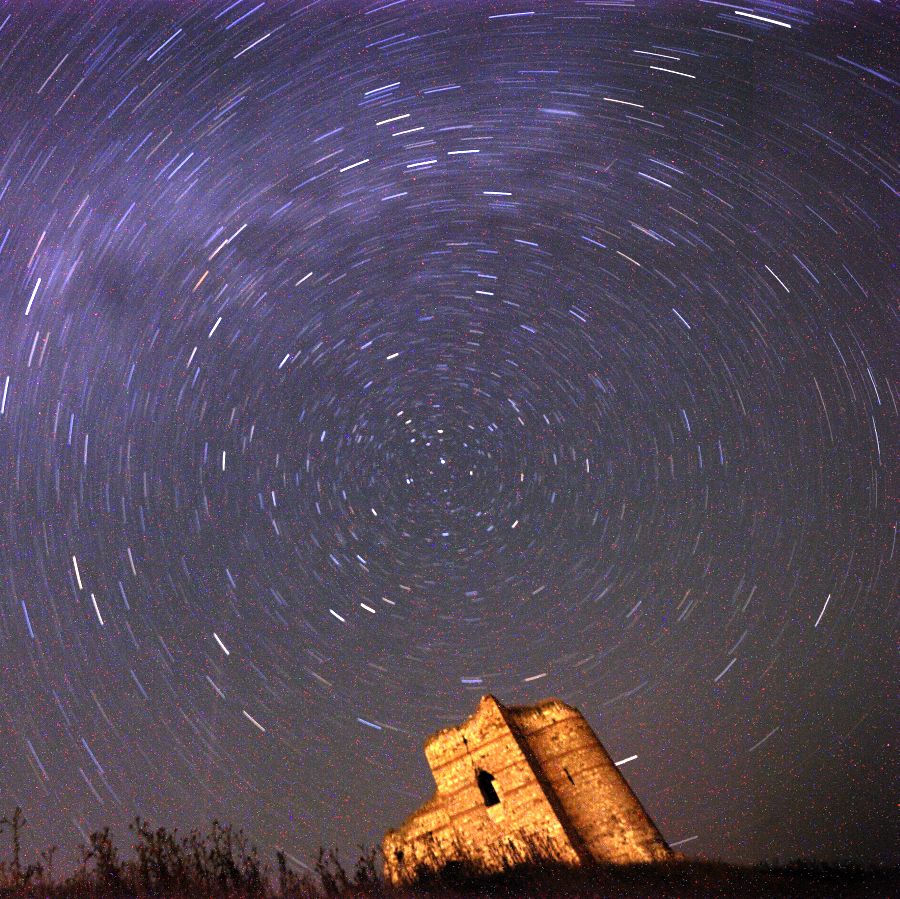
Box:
[382, 695, 671, 885]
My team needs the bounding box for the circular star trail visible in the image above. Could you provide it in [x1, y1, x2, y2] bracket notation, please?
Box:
[0, 0, 895, 869]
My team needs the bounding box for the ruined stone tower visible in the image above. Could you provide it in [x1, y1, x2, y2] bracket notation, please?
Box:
[382, 695, 671, 885]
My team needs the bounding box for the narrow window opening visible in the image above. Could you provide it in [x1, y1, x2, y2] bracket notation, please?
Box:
[477, 770, 501, 807]
[564, 767, 575, 785]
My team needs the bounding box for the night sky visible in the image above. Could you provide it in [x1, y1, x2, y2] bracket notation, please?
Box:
[0, 0, 896, 873]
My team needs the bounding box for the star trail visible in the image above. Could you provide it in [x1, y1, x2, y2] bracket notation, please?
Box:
[0, 0, 896, 871]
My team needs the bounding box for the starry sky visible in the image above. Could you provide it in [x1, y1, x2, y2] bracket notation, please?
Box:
[0, 0, 896, 873]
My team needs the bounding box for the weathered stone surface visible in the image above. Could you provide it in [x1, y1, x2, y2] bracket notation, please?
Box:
[382, 695, 671, 885]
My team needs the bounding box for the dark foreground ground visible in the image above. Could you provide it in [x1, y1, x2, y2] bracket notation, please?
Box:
[2, 861, 897, 898]
[0, 811, 895, 898]
[408, 860, 897, 897]
[2, 857, 895, 898]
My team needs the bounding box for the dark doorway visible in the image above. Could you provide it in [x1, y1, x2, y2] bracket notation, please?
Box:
[477, 770, 501, 807]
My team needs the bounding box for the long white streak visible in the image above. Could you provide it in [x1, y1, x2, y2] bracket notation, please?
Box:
[234, 31, 271, 59]
[363, 81, 400, 97]
[38, 53, 69, 94]
[25, 277, 41, 315]
[637, 171, 672, 188]
[213, 632, 231, 655]
[208, 238, 229, 261]
[670, 836, 699, 848]
[147, 29, 182, 62]
[733, 10, 791, 28]
[90, 593, 104, 626]
[339, 158, 369, 173]
[376, 113, 409, 126]
[72, 555, 83, 590]
[0, 375, 8, 415]
[227, 223, 247, 242]
[614, 754, 638, 766]
[633, 50, 680, 60]
[603, 97, 644, 108]
[748, 727, 781, 752]
[714, 657, 737, 682]
[649, 66, 696, 79]
[814, 594, 831, 628]
[765, 264, 789, 292]
[488, 11, 535, 19]
[242, 710, 266, 732]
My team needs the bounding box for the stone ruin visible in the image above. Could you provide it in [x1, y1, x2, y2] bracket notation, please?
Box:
[382, 694, 671, 885]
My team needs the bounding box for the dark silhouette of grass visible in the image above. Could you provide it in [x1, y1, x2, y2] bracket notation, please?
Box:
[0, 806, 895, 897]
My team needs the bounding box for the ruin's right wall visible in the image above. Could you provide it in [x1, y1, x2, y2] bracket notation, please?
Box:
[509, 700, 672, 863]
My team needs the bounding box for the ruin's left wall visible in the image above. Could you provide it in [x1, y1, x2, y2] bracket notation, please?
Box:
[382, 791, 460, 884]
